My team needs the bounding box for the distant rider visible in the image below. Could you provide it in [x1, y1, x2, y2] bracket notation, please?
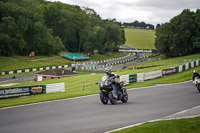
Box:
[192, 70, 200, 81]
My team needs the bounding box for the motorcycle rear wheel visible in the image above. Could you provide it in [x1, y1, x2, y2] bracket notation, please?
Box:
[100, 92, 108, 104]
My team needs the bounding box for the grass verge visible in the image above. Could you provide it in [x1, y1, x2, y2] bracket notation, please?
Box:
[0, 64, 199, 108]
[112, 116, 200, 133]
[0, 52, 128, 72]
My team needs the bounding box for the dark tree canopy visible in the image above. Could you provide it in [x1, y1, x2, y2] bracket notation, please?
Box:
[155, 9, 200, 57]
[0, 0, 125, 56]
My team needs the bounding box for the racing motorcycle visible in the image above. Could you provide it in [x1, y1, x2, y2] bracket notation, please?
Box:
[98, 75, 128, 105]
[193, 77, 200, 92]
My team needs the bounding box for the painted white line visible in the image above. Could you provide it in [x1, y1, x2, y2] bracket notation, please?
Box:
[105, 105, 200, 133]
[163, 105, 200, 120]
[0, 80, 192, 110]
[0, 94, 98, 110]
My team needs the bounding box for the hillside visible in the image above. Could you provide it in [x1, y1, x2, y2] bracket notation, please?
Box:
[125, 28, 156, 49]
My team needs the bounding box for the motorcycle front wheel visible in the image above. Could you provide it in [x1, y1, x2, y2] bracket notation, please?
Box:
[121, 88, 128, 103]
[109, 91, 117, 105]
[100, 92, 108, 104]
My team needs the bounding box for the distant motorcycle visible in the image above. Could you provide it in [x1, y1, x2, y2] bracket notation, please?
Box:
[97, 75, 128, 105]
[193, 77, 200, 92]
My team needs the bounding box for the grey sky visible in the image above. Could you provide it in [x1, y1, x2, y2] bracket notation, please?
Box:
[47, 0, 200, 25]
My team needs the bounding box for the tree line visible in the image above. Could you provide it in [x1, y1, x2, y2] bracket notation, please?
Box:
[0, 0, 125, 56]
[155, 9, 200, 57]
[123, 21, 154, 30]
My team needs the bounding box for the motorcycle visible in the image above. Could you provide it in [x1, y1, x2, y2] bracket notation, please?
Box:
[97, 75, 128, 105]
[193, 77, 200, 92]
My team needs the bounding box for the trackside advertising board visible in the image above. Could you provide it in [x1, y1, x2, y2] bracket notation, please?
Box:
[143, 70, 162, 81]
[0, 86, 45, 99]
[0, 87, 30, 99]
[0, 83, 65, 99]
[162, 68, 176, 76]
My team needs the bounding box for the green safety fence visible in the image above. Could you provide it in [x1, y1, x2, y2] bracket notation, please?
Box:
[182, 65, 186, 71]
[129, 74, 137, 83]
[189, 62, 192, 69]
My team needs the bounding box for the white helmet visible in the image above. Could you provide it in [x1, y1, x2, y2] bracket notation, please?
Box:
[193, 70, 197, 74]
[105, 67, 111, 74]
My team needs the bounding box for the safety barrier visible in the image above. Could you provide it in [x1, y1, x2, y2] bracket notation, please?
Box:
[1, 65, 70, 76]
[0, 54, 133, 75]
[120, 59, 200, 85]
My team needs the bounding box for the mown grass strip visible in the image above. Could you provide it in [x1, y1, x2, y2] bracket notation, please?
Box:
[112, 116, 200, 133]
[0, 52, 128, 72]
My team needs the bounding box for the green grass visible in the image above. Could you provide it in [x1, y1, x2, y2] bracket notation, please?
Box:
[0, 57, 199, 108]
[0, 52, 128, 72]
[125, 28, 156, 49]
[113, 117, 200, 133]
[0, 56, 73, 72]
[90, 52, 128, 61]
[120, 53, 200, 75]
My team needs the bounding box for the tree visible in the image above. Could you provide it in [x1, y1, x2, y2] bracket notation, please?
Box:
[83, 26, 105, 55]
[168, 9, 195, 57]
[155, 9, 197, 57]
[155, 23, 171, 57]
[192, 9, 200, 51]
[104, 20, 123, 48]
[0, 0, 125, 56]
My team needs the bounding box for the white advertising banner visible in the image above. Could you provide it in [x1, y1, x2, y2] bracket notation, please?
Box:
[137, 73, 144, 82]
[143, 70, 162, 81]
[9, 71, 14, 74]
[120, 75, 129, 85]
[17, 70, 22, 73]
[196, 60, 199, 66]
[191, 62, 194, 68]
[46, 82, 65, 93]
[179, 65, 183, 72]
[185, 63, 189, 70]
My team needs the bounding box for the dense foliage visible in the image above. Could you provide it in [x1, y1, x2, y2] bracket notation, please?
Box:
[0, 0, 125, 56]
[123, 21, 154, 30]
[155, 9, 200, 57]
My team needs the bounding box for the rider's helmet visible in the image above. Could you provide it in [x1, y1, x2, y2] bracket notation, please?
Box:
[105, 67, 112, 75]
[193, 70, 197, 74]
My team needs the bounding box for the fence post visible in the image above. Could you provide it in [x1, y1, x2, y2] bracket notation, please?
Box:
[83, 80, 85, 91]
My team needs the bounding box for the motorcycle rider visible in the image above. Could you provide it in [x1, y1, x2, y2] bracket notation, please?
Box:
[192, 70, 200, 81]
[104, 67, 119, 97]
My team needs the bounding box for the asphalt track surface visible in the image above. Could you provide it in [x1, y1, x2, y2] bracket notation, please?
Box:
[0, 74, 34, 84]
[0, 81, 200, 133]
